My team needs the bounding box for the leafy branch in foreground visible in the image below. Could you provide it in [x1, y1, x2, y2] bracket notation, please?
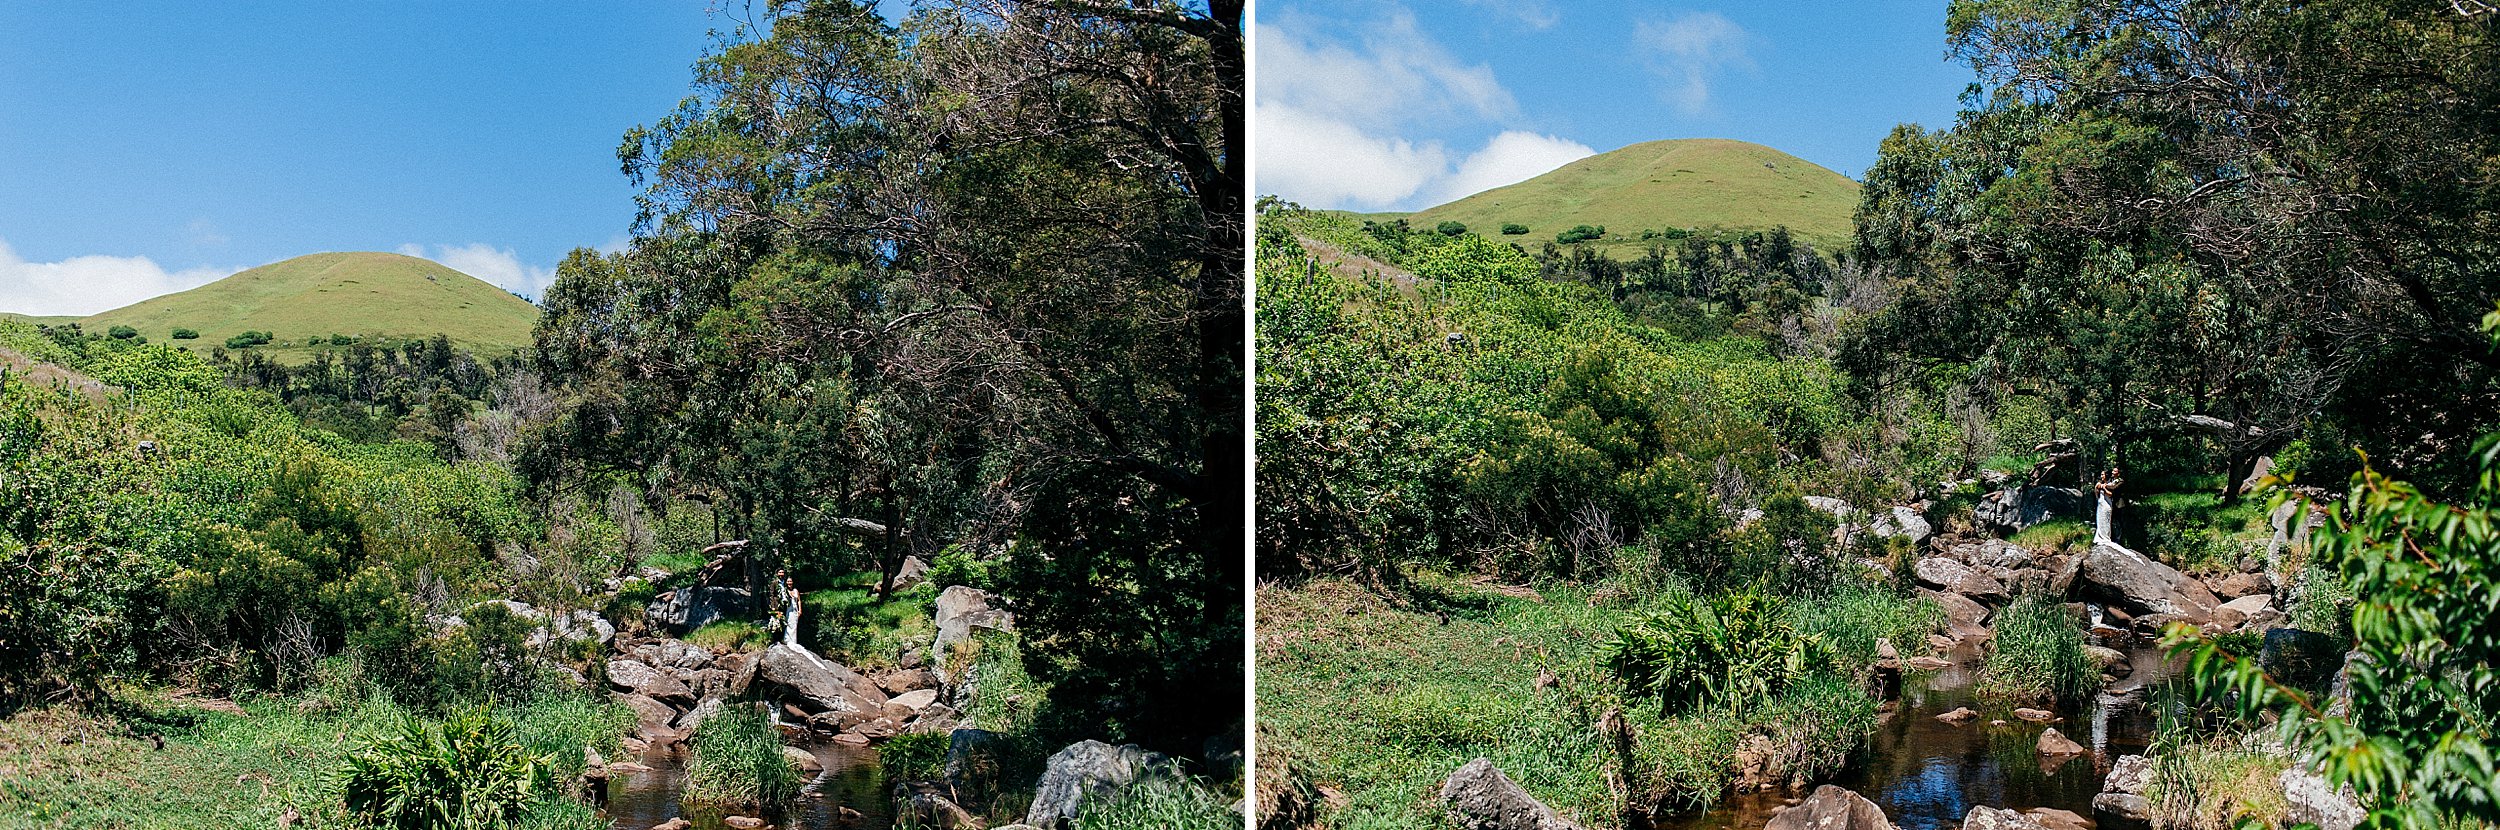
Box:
[2166, 434, 2500, 829]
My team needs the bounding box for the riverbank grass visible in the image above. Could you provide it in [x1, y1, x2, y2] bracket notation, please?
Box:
[1978, 594, 2098, 705]
[1259, 575, 1936, 828]
[685, 703, 803, 807]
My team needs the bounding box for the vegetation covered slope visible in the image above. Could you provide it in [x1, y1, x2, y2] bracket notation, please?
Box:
[80, 252, 538, 359]
[1409, 138, 1861, 251]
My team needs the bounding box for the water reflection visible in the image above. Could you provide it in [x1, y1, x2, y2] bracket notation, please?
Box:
[601, 740, 896, 830]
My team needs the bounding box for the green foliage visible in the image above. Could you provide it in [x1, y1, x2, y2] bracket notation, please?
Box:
[1555, 224, 1606, 244]
[1978, 594, 2097, 706]
[1072, 777, 1239, 830]
[338, 708, 557, 830]
[224, 330, 273, 349]
[106, 325, 138, 340]
[1602, 586, 1834, 716]
[801, 582, 933, 668]
[1754, 672, 1881, 784]
[2288, 560, 2354, 640]
[1434, 220, 1468, 237]
[170, 327, 200, 339]
[1500, 222, 1529, 235]
[685, 703, 801, 807]
[1793, 580, 1943, 683]
[2172, 436, 2500, 830]
[880, 730, 950, 784]
[926, 544, 992, 590]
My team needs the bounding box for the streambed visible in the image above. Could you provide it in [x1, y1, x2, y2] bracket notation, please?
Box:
[1660, 629, 2175, 830]
[600, 739, 896, 830]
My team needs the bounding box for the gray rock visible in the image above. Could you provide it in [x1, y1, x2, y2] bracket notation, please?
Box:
[733, 644, 888, 730]
[2280, 768, 2364, 830]
[2026, 808, 2089, 830]
[2213, 572, 2275, 599]
[1976, 486, 2084, 533]
[944, 729, 1006, 801]
[1914, 558, 1977, 591]
[1439, 757, 1586, 830]
[2037, 727, 2085, 756]
[2105, 754, 2152, 795]
[2214, 594, 2274, 628]
[608, 660, 695, 706]
[614, 692, 682, 742]
[646, 586, 758, 635]
[933, 586, 1016, 682]
[892, 555, 931, 590]
[885, 688, 942, 721]
[1963, 806, 2049, 830]
[1025, 740, 1173, 829]
[1767, 785, 1891, 830]
[1949, 569, 2012, 604]
[2261, 629, 2345, 695]
[1870, 506, 1932, 546]
[2078, 541, 2222, 621]
[636, 639, 718, 671]
[2092, 793, 2154, 822]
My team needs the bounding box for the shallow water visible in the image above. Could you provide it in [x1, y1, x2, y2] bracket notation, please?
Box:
[1658, 631, 2174, 830]
[600, 740, 895, 830]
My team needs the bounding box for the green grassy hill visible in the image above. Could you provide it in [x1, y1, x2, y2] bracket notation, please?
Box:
[81, 252, 538, 361]
[0, 312, 81, 326]
[1409, 138, 1862, 253]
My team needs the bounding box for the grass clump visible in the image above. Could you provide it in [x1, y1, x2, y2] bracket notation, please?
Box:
[687, 621, 767, 653]
[1601, 585, 1834, 716]
[880, 730, 951, 784]
[802, 579, 935, 669]
[685, 703, 801, 807]
[2010, 519, 2093, 554]
[1978, 594, 2097, 705]
[1072, 777, 1240, 830]
[338, 707, 558, 830]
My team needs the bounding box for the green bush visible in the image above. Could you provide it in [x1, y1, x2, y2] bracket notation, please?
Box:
[224, 330, 274, 349]
[927, 544, 993, 590]
[170, 327, 200, 339]
[339, 708, 557, 830]
[1435, 220, 1468, 237]
[685, 703, 801, 807]
[1555, 224, 1606, 244]
[1979, 594, 2097, 705]
[1755, 673, 1881, 784]
[1602, 587, 1833, 716]
[880, 730, 950, 784]
[1500, 222, 1529, 235]
[107, 325, 138, 340]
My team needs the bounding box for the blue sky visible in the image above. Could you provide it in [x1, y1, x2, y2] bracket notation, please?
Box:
[1254, 0, 1979, 213]
[0, 3, 733, 315]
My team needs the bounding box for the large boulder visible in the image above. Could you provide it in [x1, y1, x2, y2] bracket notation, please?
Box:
[614, 692, 683, 742]
[646, 586, 758, 635]
[608, 659, 695, 706]
[2261, 628, 2345, 696]
[1766, 785, 1892, 830]
[1869, 506, 1932, 547]
[2213, 594, 2275, 629]
[1914, 558, 1977, 591]
[2105, 754, 2152, 795]
[2212, 572, 2275, 599]
[733, 644, 888, 730]
[635, 639, 718, 672]
[933, 586, 1016, 684]
[2077, 542, 2222, 621]
[1025, 740, 1173, 829]
[2037, 728, 2086, 756]
[943, 728, 1006, 804]
[1439, 758, 1586, 830]
[1976, 486, 2085, 534]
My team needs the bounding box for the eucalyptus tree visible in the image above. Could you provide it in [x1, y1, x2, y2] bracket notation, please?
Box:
[528, 0, 1241, 747]
[1844, 0, 2500, 496]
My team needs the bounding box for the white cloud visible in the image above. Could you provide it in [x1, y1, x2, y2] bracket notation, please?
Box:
[1256, 102, 1451, 210]
[1255, 8, 1589, 211]
[0, 238, 235, 317]
[400, 243, 556, 300]
[1458, 0, 1558, 29]
[1431, 130, 1596, 205]
[1636, 12, 1753, 114]
[1257, 10, 1515, 132]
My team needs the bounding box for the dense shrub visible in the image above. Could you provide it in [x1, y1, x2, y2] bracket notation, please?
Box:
[107, 325, 138, 340]
[1555, 224, 1606, 244]
[170, 327, 200, 339]
[880, 730, 950, 784]
[1500, 222, 1529, 235]
[1435, 220, 1468, 237]
[224, 330, 273, 349]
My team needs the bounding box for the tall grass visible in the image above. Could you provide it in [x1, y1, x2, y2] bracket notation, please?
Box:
[1795, 580, 1943, 676]
[685, 704, 801, 807]
[507, 693, 637, 779]
[337, 708, 557, 830]
[1979, 594, 2097, 705]
[1072, 778, 1239, 830]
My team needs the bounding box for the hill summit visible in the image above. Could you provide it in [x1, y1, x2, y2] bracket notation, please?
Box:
[81, 252, 539, 358]
[1410, 138, 1861, 250]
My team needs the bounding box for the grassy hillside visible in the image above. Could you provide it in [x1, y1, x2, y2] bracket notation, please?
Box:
[1410, 138, 1861, 253]
[80, 251, 537, 361]
[0, 312, 80, 326]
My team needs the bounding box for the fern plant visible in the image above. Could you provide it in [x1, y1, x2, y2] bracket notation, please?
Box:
[1601, 587, 1832, 715]
[338, 708, 556, 830]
